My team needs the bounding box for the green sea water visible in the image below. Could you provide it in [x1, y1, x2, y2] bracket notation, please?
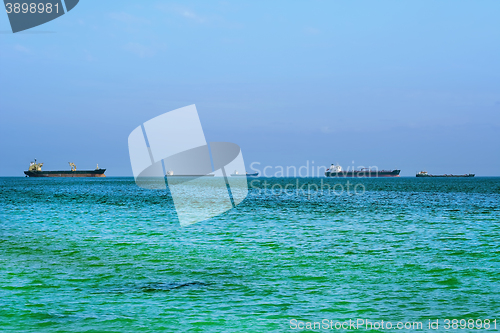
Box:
[1, 177, 499, 332]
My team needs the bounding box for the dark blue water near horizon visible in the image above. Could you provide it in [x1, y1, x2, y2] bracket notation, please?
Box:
[1, 177, 499, 332]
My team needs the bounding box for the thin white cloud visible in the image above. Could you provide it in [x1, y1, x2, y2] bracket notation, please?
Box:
[13, 44, 30, 53]
[83, 49, 96, 62]
[320, 126, 333, 133]
[305, 27, 320, 35]
[124, 43, 155, 58]
[155, 3, 208, 24]
[110, 12, 150, 25]
[181, 10, 206, 23]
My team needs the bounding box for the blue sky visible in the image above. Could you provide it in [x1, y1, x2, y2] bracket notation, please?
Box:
[1, 1, 499, 176]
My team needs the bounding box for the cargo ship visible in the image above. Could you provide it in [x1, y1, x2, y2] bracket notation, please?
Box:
[230, 171, 259, 177]
[325, 164, 400, 177]
[165, 170, 214, 177]
[24, 160, 106, 177]
[416, 171, 475, 178]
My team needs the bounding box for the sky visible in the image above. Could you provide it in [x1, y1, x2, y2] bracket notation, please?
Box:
[1, 1, 499, 176]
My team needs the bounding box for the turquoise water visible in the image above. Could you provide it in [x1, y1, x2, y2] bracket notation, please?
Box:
[1, 177, 499, 332]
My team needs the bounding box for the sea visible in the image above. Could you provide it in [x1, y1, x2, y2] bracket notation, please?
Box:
[1, 177, 499, 332]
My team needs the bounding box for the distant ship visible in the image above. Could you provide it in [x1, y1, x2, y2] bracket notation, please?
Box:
[24, 160, 106, 177]
[165, 170, 214, 177]
[416, 171, 475, 178]
[230, 171, 259, 177]
[325, 164, 400, 177]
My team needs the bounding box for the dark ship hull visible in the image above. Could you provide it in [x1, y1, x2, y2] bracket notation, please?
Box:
[24, 169, 106, 177]
[416, 173, 474, 178]
[325, 169, 400, 177]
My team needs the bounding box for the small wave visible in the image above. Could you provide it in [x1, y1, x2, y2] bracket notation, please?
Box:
[140, 281, 209, 292]
[91, 281, 210, 295]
